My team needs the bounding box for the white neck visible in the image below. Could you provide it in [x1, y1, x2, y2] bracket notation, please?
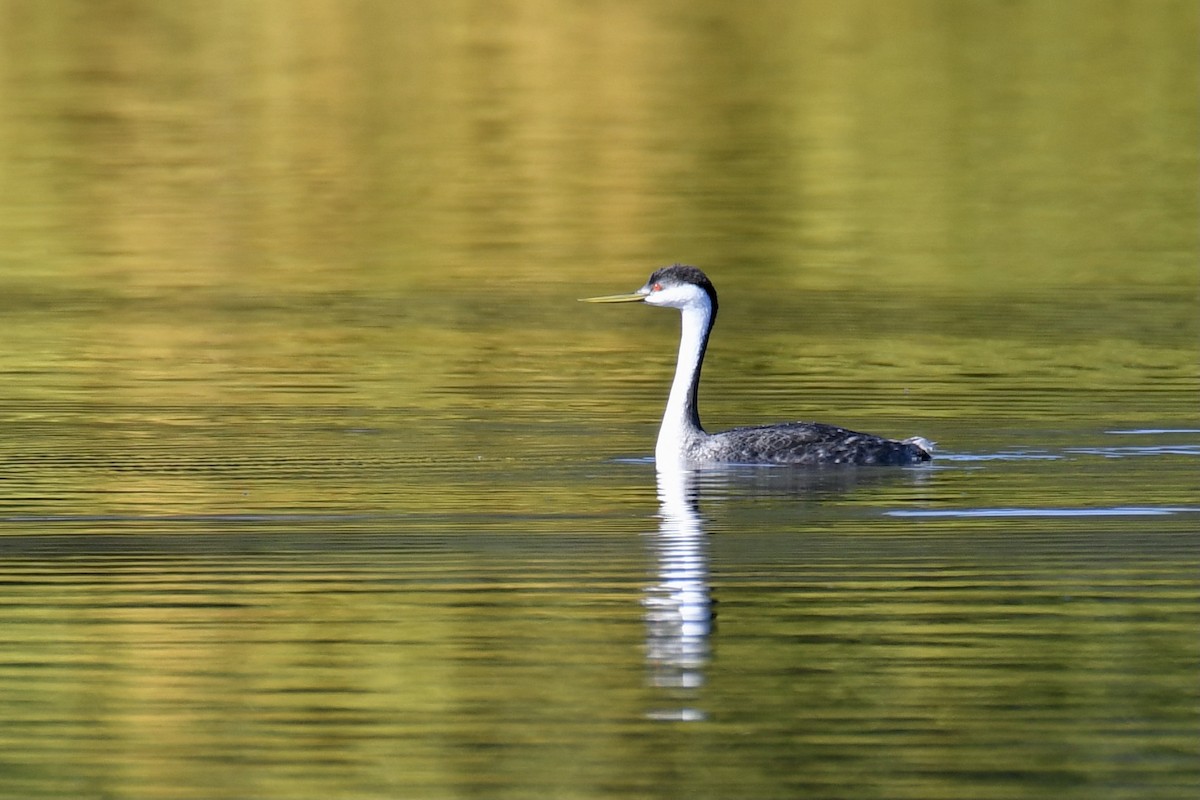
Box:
[655, 299, 713, 467]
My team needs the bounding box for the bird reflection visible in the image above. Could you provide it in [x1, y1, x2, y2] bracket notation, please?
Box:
[643, 468, 712, 721]
[640, 464, 931, 722]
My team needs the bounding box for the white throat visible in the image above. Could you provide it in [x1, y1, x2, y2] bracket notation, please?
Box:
[655, 298, 712, 468]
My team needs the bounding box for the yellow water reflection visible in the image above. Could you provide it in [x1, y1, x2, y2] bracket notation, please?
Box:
[0, 4, 1197, 798]
[1, 1, 1194, 293]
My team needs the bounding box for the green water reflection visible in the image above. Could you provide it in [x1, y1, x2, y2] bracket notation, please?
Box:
[0, 1, 1197, 799]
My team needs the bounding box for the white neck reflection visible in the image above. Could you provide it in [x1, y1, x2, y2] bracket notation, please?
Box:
[644, 468, 712, 721]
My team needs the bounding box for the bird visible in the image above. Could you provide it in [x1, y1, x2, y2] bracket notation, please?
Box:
[581, 264, 933, 468]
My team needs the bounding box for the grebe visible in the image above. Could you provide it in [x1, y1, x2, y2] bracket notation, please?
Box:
[581, 265, 933, 468]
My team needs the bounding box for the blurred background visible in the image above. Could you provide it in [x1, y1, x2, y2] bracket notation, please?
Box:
[2, 1, 1195, 290]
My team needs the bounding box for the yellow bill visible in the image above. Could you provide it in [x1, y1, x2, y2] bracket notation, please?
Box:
[578, 291, 646, 303]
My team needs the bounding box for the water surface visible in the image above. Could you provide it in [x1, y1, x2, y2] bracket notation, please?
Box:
[0, 2, 1197, 799]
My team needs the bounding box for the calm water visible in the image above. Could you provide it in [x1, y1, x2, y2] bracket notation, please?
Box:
[1, 2, 1198, 799]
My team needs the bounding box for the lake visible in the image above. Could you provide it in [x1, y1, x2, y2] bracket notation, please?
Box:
[0, 2, 1197, 799]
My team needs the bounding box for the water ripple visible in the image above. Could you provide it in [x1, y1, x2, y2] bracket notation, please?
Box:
[888, 506, 1198, 519]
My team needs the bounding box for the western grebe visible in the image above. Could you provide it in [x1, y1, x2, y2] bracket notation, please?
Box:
[582, 265, 933, 468]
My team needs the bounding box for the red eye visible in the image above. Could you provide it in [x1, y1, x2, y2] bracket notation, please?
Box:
[652, 283, 663, 292]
